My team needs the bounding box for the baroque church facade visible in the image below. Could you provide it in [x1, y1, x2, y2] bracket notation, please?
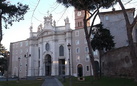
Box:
[9, 8, 137, 78]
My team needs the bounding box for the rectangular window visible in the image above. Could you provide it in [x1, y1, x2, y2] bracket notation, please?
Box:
[85, 55, 90, 61]
[85, 46, 88, 53]
[75, 40, 80, 45]
[76, 56, 80, 62]
[20, 50, 22, 54]
[105, 16, 109, 20]
[80, 22, 82, 27]
[87, 66, 89, 71]
[26, 41, 28, 46]
[93, 50, 98, 56]
[20, 42, 22, 47]
[76, 47, 80, 54]
[75, 31, 79, 37]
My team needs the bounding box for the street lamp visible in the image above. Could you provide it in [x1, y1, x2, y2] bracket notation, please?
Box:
[18, 57, 20, 81]
[67, 43, 72, 86]
[24, 53, 31, 80]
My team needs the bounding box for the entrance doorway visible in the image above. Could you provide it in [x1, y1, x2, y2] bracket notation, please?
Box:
[77, 64, 83, 77]
[94, 61, 99, 75]
[45, 54, 52, 76]
[59, 59, 65, 75]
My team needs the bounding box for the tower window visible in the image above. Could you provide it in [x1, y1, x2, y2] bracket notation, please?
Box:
[80, 22, 82, 26]
[78, 22, 82, 27]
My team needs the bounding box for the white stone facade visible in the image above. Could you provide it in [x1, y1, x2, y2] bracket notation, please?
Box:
[10, 14, 73, 78]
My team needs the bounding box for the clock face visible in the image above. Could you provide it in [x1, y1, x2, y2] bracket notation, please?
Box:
[77, 11, 81, 16]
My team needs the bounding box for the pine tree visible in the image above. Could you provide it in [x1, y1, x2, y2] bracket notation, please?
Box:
[0, 0, 29, 42]
[91, 23, 115, 77]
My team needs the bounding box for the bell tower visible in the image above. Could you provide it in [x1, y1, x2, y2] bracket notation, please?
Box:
[75, 9, 90, 29]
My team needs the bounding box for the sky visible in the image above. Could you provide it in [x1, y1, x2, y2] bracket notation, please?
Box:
[1, 0, 137, 51]
[2, 0, 75, 50]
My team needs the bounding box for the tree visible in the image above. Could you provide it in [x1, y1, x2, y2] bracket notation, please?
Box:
[0, 58, 7, 75]
[91, 23, 115, 77]
[57, 0, 117, 79]
[0, 44, 8, 76]
[0, 0, 29, 42]
[117, 0, 137, 81]
[91, 23, 115, 51]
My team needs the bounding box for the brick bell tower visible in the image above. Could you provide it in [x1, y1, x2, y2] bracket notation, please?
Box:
[75, 9, 90, 29]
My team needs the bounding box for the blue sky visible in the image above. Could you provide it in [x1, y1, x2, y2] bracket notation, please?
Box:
[1, 0, 137, 50]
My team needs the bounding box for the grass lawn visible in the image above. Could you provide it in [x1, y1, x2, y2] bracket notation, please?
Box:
[0, 80, 44, 86]
[61, 76, 137, 86]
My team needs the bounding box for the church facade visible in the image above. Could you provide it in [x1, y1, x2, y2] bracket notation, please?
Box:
[9, 8, 137, 78]
[10, 14, 73, 77]
[10, 11, 98, 78]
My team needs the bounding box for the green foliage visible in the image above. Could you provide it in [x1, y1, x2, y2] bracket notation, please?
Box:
[0, 0, 29, 28]
[0, 58, 7, 75]
[91, 23, 115, 51]
[57, 0, 117, 10]
[0, 44, 8, 75]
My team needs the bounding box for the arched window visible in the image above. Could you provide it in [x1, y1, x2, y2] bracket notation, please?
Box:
[59, 45, 64, 56]
[45, 43, 50, 51]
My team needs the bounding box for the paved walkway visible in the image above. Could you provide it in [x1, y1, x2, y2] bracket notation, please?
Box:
[41, 77, 63, 86]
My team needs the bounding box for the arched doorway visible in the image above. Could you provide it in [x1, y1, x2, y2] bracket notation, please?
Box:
[45, 54, 52, 76]
[77, 64, 83, 77]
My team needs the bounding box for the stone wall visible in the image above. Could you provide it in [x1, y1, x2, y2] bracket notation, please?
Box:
[101, 46, 136, 78]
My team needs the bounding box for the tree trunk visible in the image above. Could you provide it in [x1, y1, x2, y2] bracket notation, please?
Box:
[6, 55, 9, 82]
[127, 26, 137, 81]
[83, 10, 98, 79]
[0, 14, 2, 42]
[118, 0, 137, 81]
[87, 37, 98, 79]
[99, 50, 104, 78]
